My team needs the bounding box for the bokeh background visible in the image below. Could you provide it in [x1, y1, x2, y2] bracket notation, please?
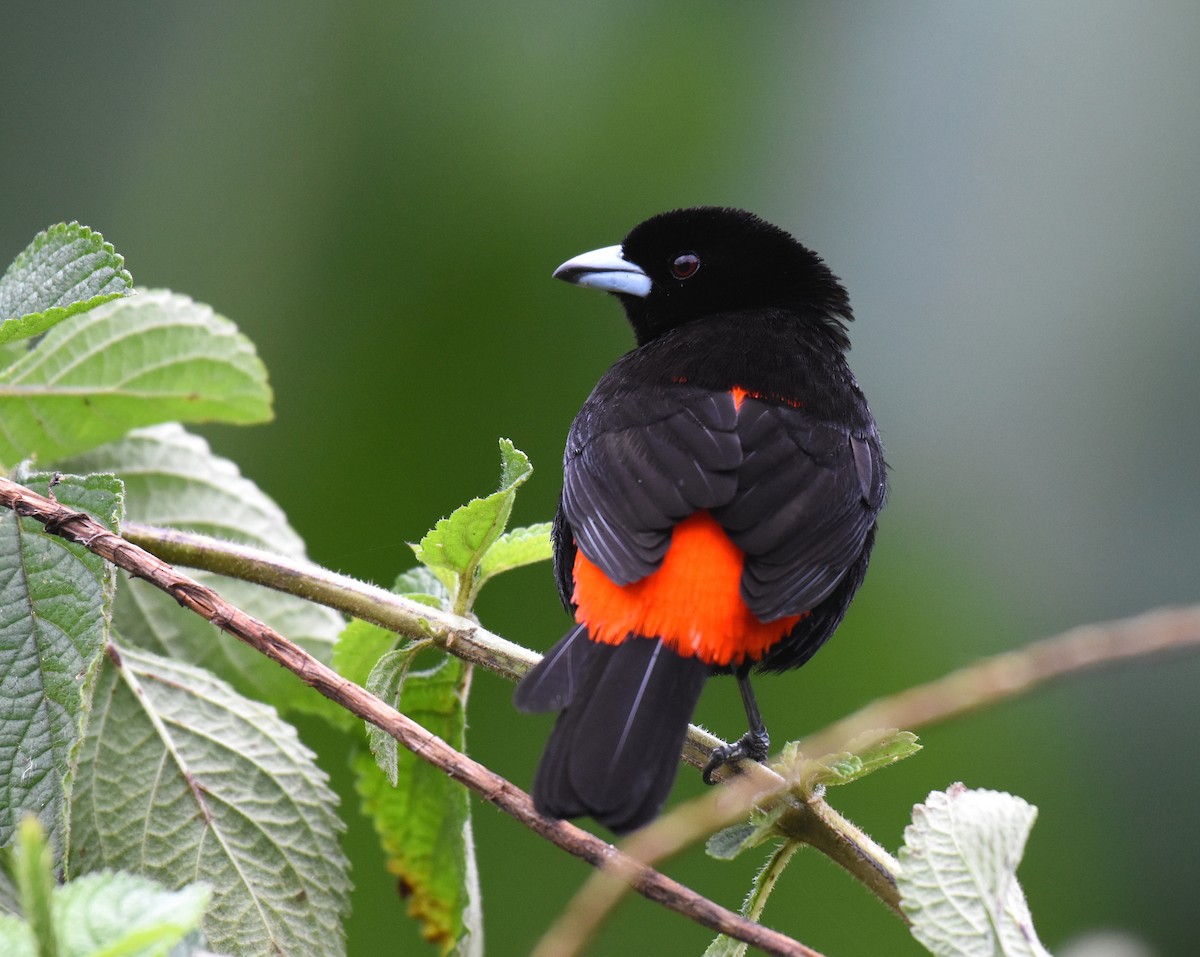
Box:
[4, 3, 1198, 955]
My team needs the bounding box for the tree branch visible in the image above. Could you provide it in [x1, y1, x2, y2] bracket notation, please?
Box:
[799, 603, 1200, 759]
[123, 521, 539, 680]
[0, 478, 814, 957]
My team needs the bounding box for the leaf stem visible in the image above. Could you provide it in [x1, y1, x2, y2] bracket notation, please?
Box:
[747, 840, 799, 922]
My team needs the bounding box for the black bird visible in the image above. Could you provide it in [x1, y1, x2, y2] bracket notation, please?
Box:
[514, 207, 885, 833]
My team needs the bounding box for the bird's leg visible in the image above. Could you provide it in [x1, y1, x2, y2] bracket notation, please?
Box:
[702, 667, 770, 784]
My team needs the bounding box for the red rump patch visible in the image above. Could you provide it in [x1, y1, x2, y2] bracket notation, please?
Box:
[571, 511, 806, 667]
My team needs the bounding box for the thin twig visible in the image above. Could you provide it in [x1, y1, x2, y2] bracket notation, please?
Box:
[123, 522, 538, 680]
[544, 603, 1200, 954]
[799, 604, 1200, 759]
[533, 771, 903, 957]
[0, 478, 812, 957]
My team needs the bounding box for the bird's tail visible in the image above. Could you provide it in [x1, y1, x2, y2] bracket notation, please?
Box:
[515, 628, 708, 834]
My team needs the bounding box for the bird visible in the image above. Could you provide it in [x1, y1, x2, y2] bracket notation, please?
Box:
[513, 207, 886, 834]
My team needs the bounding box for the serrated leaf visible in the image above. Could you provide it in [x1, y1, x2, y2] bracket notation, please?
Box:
[54, 871, 210, 957]
[787, 729, 922, 791]
[69, 645, 350, 957]
[0, 223, 133, 344]
[0, 473, 121, 855]
[5, 818, 213, 957]
[0, 290, 271, 467]
[476, 522, 552, 584]
[365, 644, 426, 786]
[705, 805, 786, 861]
[59, 425, 342, 714]
[355, 654, 481, 957]
[412, 440, 532, 611]
[705, 823, 758, 862]
[897, 785, 1050, 957]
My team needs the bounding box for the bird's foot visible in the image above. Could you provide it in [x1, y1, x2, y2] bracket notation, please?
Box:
[702, 728, 770, 785]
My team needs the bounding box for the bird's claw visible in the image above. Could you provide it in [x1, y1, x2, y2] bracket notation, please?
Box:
[702, 728, 770, 785]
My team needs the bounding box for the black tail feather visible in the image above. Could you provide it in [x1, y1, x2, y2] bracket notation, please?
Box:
[513, 624, 594, 714]
[527, 634, 708, 834]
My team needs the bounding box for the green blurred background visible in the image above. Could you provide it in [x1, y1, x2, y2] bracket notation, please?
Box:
[4, 3, 1198, 954]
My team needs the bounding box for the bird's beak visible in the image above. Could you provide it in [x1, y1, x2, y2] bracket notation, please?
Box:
[552, 244, 652, 298]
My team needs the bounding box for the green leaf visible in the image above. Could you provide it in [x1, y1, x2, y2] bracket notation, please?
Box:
[0, 913, 35, 957]
[392, 566, 452, 609]
[705, 805, 786, 861]
[69, 645, 350, 957]
[53, 871, 211, 957]
[897, 785, 1050, 957]
[59, 425, 342, 714]
[476, 522, 552, 584]
[784, 729, 922, 792]
[0, 290, 271, 467]
[412, 439, 532, 612]
[10, 816, 58, 957]
[365, 643, 427, 786]
[355, 654, 481, 957]
[332, 619, 401, 689]
[328, 568, 445, 732]
[4, 817, 213, 957]
[0, 223, 133, 344]
[319, 618, 400, 734]
[0, 473, 121, 855]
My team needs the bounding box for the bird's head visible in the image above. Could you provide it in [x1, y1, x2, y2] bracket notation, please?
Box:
[553, 206, 853, 348]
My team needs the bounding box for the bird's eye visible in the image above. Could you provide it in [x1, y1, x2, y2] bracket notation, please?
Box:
[670, 253, 700, 280]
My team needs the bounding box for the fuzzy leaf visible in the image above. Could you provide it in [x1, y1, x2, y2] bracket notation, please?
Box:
[0, 290, 271, 466]
[705, 805, 786, 861]
[365, 643, 426, 786]
[53, 871, 211, 957]
[69, 645, 350, 957]
[785, 729, 921, 792]
[898, 785, 1050, 957]
[476, 522, 552, 583]
[393, 566, 452, 609]
[0, 223, 133, 344]
[0, 473, 121, 854]
[412, 440, 532, 603]
[355, 654, 481, 956]
[59, 425, 342, 714]
[5, 818, 213, 957]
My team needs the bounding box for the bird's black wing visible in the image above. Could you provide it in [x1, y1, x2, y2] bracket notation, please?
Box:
[714, 396, 886, 622]
[556, 378, 744, 589]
